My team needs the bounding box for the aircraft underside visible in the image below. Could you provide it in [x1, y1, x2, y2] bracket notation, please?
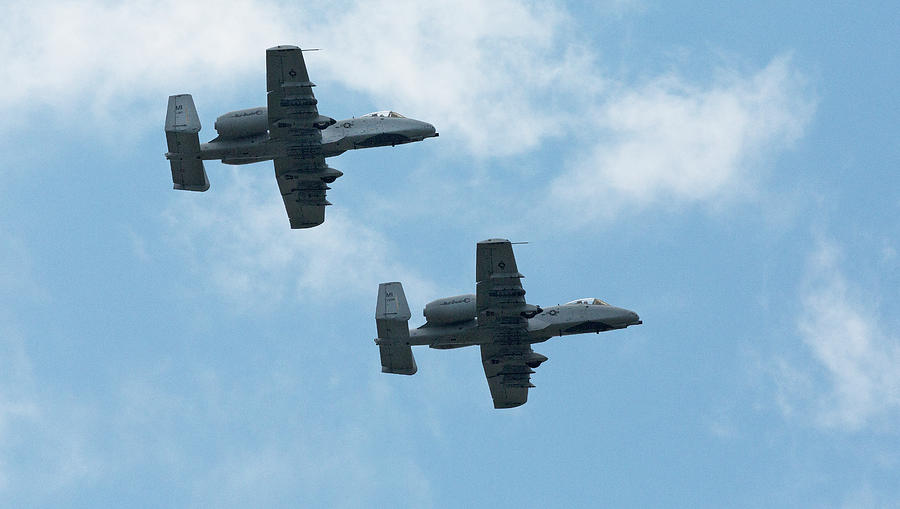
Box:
[164, 46, 437, 228]
[198, 129, 428, 164]
[373, 240, 641, 408]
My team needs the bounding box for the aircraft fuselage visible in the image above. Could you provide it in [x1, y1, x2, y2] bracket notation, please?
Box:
[406, 302, 641, 350]
[197, 114, 438, 165]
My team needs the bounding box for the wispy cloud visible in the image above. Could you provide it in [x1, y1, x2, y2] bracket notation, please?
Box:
[109, 361, 435, 508]
[1, 0, 297, 130]
[0, 230, 45, 303]
[1, 0, 597, 155]
[0, 330, 39, 469]
[777, 240, 900, 431]
[3, 1, 812, 217]
[162, 170, 437, 310]
[304, 0, 602, 156]
[546, 55, 815, 224]
[0, 325, 102, 499]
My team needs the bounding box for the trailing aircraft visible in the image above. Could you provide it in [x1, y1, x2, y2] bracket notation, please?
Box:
[374, 239, 642, 408]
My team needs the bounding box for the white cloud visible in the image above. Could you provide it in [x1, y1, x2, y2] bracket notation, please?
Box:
[2, 1, 813, 214]
[1, 0, 295, 129]
[782, 240, 900, 431]
[304, 0, 602, 156]
[162, 169, 437, 309]
[1, 0, 596, 154]
[547, 56, 815, 224]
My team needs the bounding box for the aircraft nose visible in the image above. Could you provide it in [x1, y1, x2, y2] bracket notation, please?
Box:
[611, 307, 640, 327]
[627, 310, 641, 325]
[399, 119, 437, 139]
[419, 120, 437, 137]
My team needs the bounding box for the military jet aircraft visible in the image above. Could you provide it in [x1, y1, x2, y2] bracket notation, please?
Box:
[164, 45, 438, 228]
[374, 239, 642, 409]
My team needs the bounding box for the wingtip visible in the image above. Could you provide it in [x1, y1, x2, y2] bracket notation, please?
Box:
[268, 44, 300, 51]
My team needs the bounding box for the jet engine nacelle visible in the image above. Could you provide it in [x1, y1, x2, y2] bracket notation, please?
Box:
[215, 107, 336, 139]
[423, 294, 476, 325]
[214, 107, 268, 139]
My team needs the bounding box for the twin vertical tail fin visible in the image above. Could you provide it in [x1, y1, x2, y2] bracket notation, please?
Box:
[375, 282, 417, 375]
[164, 94, 210, 192]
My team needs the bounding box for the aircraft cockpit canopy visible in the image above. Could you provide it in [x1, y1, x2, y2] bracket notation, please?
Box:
[364, 110, 407, 118]
[566, 298, 610, 306]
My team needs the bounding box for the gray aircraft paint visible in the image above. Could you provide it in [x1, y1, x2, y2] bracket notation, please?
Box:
[374, 239, 641, 409]
[195, 112, 436, 163]
[164, 45, 437, 228]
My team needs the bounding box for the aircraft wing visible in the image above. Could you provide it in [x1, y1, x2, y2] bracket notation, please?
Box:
[272, 159, 330, 229]
[266, 45, 331, 229]
[475, 239, 527, 317]
[475, 239, 539, 407]
[480, 342, 534, 409]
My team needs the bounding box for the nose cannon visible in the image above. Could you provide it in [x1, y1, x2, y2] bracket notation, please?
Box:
[628, 310, 642, 325]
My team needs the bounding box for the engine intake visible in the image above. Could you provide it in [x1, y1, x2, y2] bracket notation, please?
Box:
[424, 294, 476, 325]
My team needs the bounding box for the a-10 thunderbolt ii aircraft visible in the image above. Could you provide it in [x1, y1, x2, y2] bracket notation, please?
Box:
[164, 45, 438, 228]
[374, 239, 642, 408]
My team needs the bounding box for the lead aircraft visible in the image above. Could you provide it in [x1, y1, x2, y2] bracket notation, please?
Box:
[164, 45, 438, 228]
[375, 239, 642, 408]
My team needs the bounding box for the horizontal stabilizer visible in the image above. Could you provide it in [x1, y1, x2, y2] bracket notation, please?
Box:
[378, 343, 417, 375]
[166, 155, 209, 192]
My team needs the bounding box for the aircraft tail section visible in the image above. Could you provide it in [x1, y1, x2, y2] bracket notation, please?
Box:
[164, 94, 209, 192]
[375, 282, 417, 375]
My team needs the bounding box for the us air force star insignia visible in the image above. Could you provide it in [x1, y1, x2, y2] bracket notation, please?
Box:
[288, 69, 297, 78]
[498, 261, 506, 269]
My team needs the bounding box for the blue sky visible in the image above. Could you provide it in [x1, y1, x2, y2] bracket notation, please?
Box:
[1, 0, 898, 507]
